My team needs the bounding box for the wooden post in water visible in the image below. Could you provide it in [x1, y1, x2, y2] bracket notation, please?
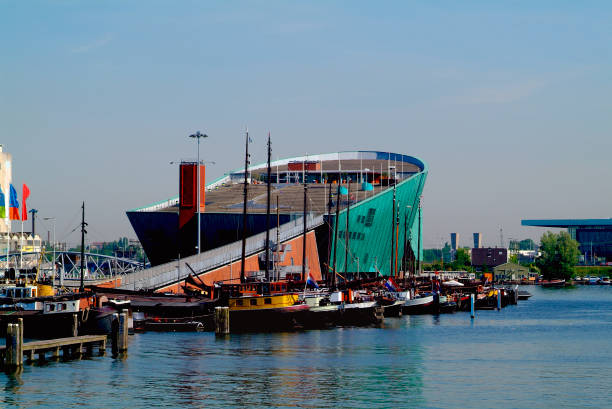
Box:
[72, 313, 78, 337]
[5, 322, 23, 370]
[111, 313, 119, 356]
[215, 306, 230, 335]
[470, 294, 475, 319]
[118, 311, 128, 352]
[497, 289, 502, 311]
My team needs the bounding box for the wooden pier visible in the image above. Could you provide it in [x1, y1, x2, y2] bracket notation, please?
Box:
[2, 312, 128, 371]
[1, 334, 107, 365]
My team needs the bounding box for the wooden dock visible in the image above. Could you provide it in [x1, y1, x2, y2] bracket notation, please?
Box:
[2, 312, 128, 371]
[1, 334, 107, 365]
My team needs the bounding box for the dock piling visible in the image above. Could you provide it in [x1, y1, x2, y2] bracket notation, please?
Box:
[497, 290, 502, 311]
[214, 306, 230, 335]
[5, 322, 23, 370]
[72, 313, 78, 337]
[470, 294, 475, 319]
[118, 311, 128, 352]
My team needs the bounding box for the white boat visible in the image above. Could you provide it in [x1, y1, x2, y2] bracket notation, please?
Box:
[402, 294, 435, 314]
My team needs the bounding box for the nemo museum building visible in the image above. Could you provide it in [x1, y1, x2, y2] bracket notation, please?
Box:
[522, 219, 612, 265]
[125, 151, 427, 291]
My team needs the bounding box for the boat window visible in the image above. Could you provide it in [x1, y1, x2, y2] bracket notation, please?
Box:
[61, 303, 67, 311]
[250, 299, 258, 306]
[264, 298, 272, 304]
[236, 299, 243, 306]
[16, 289, 23, 298]
[46, 304, 55, 312]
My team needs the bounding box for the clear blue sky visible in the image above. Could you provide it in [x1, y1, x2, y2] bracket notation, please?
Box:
[2, 1, 611, 248]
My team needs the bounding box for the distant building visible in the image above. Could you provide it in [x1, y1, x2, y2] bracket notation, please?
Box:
[471, 247, 508, 270]
[493, 262, 529, 281]
[473, 233, 482, 249]
[522, 219, 612, 264]
[450, 233, 459, 251]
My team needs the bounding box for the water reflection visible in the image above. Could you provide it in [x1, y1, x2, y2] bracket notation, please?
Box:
[1, 287, 611, 408]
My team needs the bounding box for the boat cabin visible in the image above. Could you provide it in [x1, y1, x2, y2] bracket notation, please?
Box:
[0, 285, 38, 299]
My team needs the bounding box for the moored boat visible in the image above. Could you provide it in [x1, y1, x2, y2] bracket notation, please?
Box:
[402, 293, 436, 315]
[228, 292, 309, 332]
[540, 279, 566, 288]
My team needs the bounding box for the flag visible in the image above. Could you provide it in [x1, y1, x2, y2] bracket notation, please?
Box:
[9, 184, 19, 220]
[306, 272, 319, 288]
[0, 188, 5, 218]
[22, 184, 30, 221]
[385, 278, 398, 292]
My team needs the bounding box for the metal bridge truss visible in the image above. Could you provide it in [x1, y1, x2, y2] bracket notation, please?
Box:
[0, 251, 147, 285]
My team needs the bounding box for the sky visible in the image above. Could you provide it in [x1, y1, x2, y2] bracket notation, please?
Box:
[1, 0, 611, 248]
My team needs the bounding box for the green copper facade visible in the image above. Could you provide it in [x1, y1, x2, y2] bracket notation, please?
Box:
[329, 161, 427, 276]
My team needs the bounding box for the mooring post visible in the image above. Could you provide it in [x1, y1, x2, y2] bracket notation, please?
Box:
[214, 306, 230, 335]
[118, 311, 128, 352]
[497, 289, 502, 311]
[72, 313, 78, 337]
[5, 323, 23, 370]
[111, 313, 119, 356]
[470, 294, 475, 319]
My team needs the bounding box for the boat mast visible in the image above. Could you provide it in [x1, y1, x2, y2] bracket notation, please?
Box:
[326, 182, 332, 286]
[403, 210, 408, 286]
[417, 197, 422, 277]
[302, 173, 308, 282]
[240, 130, 249, 284]
[80, 201, 87, 292]
[331, 185, 341, 289]
[391, 185, 396, 277]
[265, 133, 271, 282]
[344, 180, 350, 276]
[275, 195, 280, 282]
[395, 202, 399, 279]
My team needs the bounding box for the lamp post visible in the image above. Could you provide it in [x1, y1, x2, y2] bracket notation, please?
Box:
[188, 131, 208, 254]
[43, 217, 56, 287]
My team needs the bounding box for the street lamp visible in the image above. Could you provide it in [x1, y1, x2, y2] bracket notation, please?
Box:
[188, 131, 208, 254]
[43, 217, 56, 287]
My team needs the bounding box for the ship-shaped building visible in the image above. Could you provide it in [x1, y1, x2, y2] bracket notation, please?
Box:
[125, 151, 427, 292]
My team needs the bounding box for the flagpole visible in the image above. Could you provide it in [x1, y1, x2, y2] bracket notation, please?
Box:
[20, 220, 23, 269]
[5, 186, 8, 270]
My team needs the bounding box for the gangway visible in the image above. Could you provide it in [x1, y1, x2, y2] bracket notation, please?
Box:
[117, 214, 324, 291]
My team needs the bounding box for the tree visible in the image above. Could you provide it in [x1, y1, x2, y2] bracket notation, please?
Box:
[454, 248, 471, 268]
[536, 231, 580, 280]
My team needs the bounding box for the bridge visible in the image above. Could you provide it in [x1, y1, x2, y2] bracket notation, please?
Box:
[0, 251, 147, 287]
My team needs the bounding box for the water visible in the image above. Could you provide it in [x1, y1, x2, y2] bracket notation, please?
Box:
[2, 286, 611, 408]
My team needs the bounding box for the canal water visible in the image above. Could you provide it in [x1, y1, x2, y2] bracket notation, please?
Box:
[2, 286, 611, 408]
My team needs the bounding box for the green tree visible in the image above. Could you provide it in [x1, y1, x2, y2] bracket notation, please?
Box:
[536, 231, 580, 280]
[453, 248, 471, 268]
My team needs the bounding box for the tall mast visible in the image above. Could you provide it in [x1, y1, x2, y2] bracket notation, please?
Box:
[302, 175, 308, 281]
[391, 185, 396, 277]
[344, 181, 350, 275]
[276, 195, 280, 282]
[417, 198, 422, 277]
[331, 185, 341, 289]
[395, 203, 399, 279]
[326, 182, 332, 286]
[403, 210, 408, 285]
[240, 130, 249, 283]
[80, 202, 87, 292]
[265, 133, 271, 281]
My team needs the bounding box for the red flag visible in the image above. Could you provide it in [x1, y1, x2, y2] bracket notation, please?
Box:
[22, 184, 30, 221]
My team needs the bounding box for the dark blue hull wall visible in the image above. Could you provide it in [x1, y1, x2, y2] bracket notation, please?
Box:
[127, 211, 291, 266]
